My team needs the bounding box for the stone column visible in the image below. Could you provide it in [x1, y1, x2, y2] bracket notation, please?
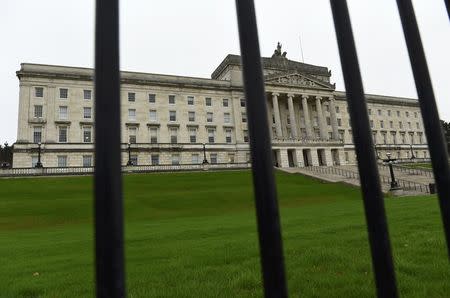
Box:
[272, 93, 283, 138]
[301, 95, 312, 138]
[315, 96, 327, 139]
[287, 94, 298, 138]
[329, 97, 339, 140]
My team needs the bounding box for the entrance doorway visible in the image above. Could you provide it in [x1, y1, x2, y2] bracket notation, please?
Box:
[272, 150, 279, 167]
[317, 149, 326, 166]
[331, 149, 340, 165]
[303, 149, 311, 167]
[287, 149, 296, 167]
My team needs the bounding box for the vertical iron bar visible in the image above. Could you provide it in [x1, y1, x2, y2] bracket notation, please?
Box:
[396, 0, 450, 257]
[94, 0, 126, 297]
[234, 0, 288, 297]
[329, 1, 398, 297]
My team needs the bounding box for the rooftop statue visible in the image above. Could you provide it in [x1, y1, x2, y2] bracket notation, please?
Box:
[272, 42, 287, 58]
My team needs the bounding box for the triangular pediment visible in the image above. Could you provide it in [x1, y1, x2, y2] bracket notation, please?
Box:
[265, 72, 334, 90]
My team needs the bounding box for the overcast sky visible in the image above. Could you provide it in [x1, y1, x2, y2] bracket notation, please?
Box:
[1, 0, 449, 144]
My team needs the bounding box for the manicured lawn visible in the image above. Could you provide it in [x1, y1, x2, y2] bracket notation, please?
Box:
[0, 170, 448, 297]
[402, 162, 433, 169]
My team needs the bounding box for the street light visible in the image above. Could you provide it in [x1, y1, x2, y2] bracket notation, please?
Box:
[126, 142, 133, 166]
[202, 143, 208, 164]
[383, 152, 400, 190]
[35, 142, 43, 168]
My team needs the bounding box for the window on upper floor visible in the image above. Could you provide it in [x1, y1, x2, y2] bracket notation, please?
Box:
[33, 126, 42, 143]
[149, 110, 157, 122]
[35, 87, 44, 98]
[368, 109, 372, 115]
[380, 120, 384, 128]
[128, 127, 137, 144]
[84, 90, 92, 100]
[397, 111, 401, 117]
[378, 109, 382, 116]
[243, 130, 249, 143]
[326, 117, 331, 126]
[148, 93, 156, 103]
[388, 110, 391, 117]
[59, 106, 68, 120]
[241, 112, 247, 123]
[128, 109, 136, 121]
[207, 112, 213, 123]
[208, 129, 215, 143]
[189, 128, 197, 143]
[187, 96, 194, 105]
[149, 127, 158, 144]
[416, 122, 420, 129]
[414, 112, 418, 118]
[169, 95, 176, 104]
[169, 111, 176, 122]
[83, 107, 92, 119]
[224, 112, 231, 123]
[337, 118, 342, 127]
[59, 88, 68, 99]
[170, 128, 178, 144]
[405, 111, 409, 117]
[128, 92, 135, 102]
[399, 121, 403, 129]
[83, 126, 92, 143]
[370, 120, 374, 128]
[58, 126, 68, 143]
[225, 129, 232, 143]
[205, 97, 212, 106]
[240, 98, 246, 107]
[335, 106, 340, 113]
[188, 111, 195, 122]
[34, 105, 43, 118]
[223, 98, 229, 107]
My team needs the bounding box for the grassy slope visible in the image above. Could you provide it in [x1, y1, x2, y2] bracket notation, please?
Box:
[0, 171, 448, 297]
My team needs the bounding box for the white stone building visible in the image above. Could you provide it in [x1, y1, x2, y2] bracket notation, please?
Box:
[13, 46, 428, 168]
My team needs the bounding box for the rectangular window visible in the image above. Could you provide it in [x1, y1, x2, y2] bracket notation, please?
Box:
[380, 120, 384, 128]
[416, 122, 420, 129]
[223, 98, 229, 107]
[130, 155, 138, 166]
[408, 122, 411, 129]
[397, 111, 401, 117]
[151, 154, 159, 165]
[240, 98, 246, 107]
[337, 118, 342, 127]
[83, 127, 92, 143]
[335, 106, 340, 113]
[129, 127, 137, 144]
[171, 154, 180, 165]
[33, 127, 42, 143]
[225, 129, 232, 143]
[189, 128, 197, 143]
[325, 105, 330, 112]
[390, 121, 393, 128]
[148, 93, 156, 103]
[187, 96, 194, 105]
[207, 112, 213, 122]
[406, 111, 409, 117]
[83, 107, 92, 119]
[188, 111, 195, 122]
[170, 128, 178, 143]
[34, 105, 43, 118]
[169, 111, 176, 122]
[399, 121, 403, 129]
[370, 120, 374, 128]
[378, 109, 382, 116]
[128, 109, 136, 121]
[208, 129, 215, 143]
[414, 112, 418, 118]
[326, 117, 331, 125]
[84, 90, 92, 100]
[59, 106, 68, 120]
[59, 126, 68, 143]
[191, 154, 199, 164]
[224, 113, 231, 123]
[228, 153, 235, 163]
[60, 88, 68, 99]
[57, 156, 67, 167]
[83, 155, 93, 167]
[35, 87, 44, 97]
[243, 130, 249, 142]
[149, 110, 157, 121]
[150, 127, 158, 144]
[241, 112, 247, 123]
[128, 92, 135, 102]
[210, 153, 218, 164]
[32, 156, 39, 167]
[388, 110, 391, 116]
[169, 95, 176, 104]
[205, 97, 212, 106]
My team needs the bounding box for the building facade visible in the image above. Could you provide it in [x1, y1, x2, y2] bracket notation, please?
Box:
[13, 45, 429, 168]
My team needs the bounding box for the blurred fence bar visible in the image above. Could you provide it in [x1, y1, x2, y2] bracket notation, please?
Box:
[234, 0, 288, 297]
[329, 1, 398, 297]
[94, 0, 126, 297]
[396, 0, 450, 257]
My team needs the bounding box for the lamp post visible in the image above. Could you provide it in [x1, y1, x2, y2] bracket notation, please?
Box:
[35, 142, 43, 168]
[202, 143, 208, 164]
[126, 142, 133, 166]
[383, 152, 399, 190]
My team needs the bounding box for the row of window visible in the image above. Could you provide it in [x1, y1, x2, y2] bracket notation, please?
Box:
[370, 119, 420, 130]
[31, 152, 249, 168]
[34, 87, 92, 100]
[368, 108, 419, 118]
[134, 109, 240, 123]
[32, 126, 247, 144]
[33, 105, 93, 120]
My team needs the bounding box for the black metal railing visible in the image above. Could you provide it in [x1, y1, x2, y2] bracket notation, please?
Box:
[91, 0, 450, 297]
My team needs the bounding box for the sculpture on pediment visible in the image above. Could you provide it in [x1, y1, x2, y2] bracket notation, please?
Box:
[272, 42, 287, 58]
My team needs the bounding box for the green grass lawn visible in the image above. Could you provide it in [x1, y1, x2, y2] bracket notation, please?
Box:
[401, 162, 433, 169]
[0, 170, 448, 297]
